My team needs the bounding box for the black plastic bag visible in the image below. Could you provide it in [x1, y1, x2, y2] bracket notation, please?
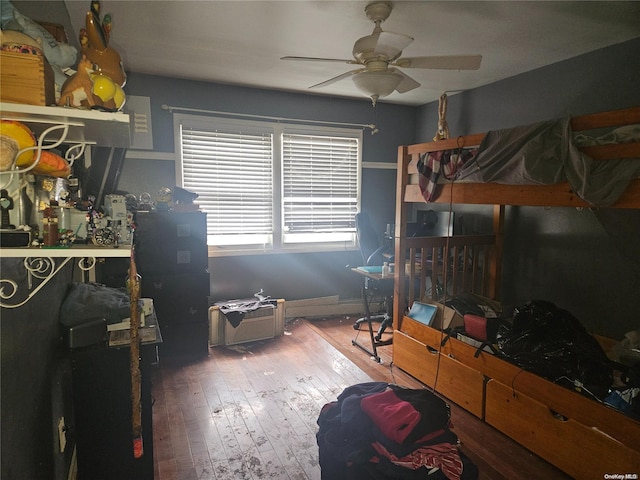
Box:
[496, 300, 613, 400]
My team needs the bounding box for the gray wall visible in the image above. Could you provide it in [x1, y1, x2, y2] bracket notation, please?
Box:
[118, 73, 416, 301]
[0, 260, 74, 480]
[415, 37, 640, 338]
[2, 6, 84, 480]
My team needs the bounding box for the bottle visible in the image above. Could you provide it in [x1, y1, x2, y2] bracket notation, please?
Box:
[382, 262, 389, 277]
[18, 184, 32, 227]
[42, 207, 59, 246]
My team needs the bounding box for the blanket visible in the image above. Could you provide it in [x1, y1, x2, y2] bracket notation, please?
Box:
[418, 118, 640, 207]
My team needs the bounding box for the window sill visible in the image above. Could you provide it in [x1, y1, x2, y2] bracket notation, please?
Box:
[207, 244, 358, 258]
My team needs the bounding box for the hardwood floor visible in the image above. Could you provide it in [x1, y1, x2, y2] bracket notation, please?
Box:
[151, 317, 570, 480]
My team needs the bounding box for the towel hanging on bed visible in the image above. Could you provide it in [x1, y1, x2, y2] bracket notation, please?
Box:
[417, 148, 477, 202]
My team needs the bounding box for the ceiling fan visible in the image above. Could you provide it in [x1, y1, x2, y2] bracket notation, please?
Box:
[281, 1, 482, 105]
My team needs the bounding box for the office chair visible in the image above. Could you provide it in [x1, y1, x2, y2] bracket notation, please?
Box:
[353, 212, 393, 341]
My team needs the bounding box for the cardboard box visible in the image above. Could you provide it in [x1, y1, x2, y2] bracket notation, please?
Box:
[426, 301, 464, 330]
[0, 51, 55, 106]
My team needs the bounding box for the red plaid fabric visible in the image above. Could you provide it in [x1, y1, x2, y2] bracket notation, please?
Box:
[371, 440, 464, 480]
[417, 149, 478, 202]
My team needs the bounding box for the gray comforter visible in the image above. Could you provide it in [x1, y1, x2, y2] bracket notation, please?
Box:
[455, 118, 640, 206]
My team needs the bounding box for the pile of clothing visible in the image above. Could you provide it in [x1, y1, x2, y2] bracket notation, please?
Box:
[316, 382, 478, 479]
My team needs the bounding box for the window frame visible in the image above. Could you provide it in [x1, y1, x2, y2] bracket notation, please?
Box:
[174, 113, 362, 255]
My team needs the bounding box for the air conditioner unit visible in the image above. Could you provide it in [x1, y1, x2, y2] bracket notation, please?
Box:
[209, 299, 285, 346]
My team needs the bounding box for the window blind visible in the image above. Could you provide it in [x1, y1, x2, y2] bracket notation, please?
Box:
[282, 133, 359, 243]
[180, 125, 273, 245]
[177, 114, 361, 250]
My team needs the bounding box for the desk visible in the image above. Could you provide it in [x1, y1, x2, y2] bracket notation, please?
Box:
[350, 267, 394, 363]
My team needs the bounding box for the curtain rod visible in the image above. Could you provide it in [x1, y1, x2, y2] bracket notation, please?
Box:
[161, 104, 379, 134]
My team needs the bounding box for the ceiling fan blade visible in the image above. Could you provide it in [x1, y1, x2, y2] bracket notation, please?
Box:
[393, 55, 483, 70]
[392, 69, 421, 93]
[373, 31, 414, 60]
[309, 69, 365, 89]
[281, 56, 356, 64]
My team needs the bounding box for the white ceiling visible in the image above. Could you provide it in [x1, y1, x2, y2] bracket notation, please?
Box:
[62, 1, 640, 107]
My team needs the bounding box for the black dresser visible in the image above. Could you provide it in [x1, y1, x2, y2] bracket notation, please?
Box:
[134, 211, 210, 358]
[70, 331, 159, 480]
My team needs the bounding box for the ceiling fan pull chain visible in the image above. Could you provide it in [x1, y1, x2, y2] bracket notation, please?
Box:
[433, 92, 450, 141]
[370, 104, 379, 134]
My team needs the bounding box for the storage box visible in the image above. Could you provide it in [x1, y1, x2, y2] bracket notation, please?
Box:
[0, 51, 55, 106]
[209, 299, 285, 346]
[417, 301, 463, 330]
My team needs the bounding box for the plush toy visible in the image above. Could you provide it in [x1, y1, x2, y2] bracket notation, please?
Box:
[80, 1, 126, 87]
[1, 1, 78, 91]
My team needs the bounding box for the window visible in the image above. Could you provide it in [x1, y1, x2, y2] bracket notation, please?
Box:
[175, 114, 361, 252]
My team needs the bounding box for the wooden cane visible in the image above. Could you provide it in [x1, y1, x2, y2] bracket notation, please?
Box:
[129, 248, 143, 458]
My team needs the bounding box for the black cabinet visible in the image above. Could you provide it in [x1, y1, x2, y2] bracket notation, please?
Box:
[134, 211, 210, 358]
[135, 211, 208, 274]
[70, 340, 158, 480]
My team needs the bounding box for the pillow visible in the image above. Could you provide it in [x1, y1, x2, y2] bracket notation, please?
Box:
[9, 9, 77, 68]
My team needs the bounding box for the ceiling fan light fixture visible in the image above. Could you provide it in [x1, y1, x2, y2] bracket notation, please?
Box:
[352, 71, 403, 103]
[282, 0, 482, 104]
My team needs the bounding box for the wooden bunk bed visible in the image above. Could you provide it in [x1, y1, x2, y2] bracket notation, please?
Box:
[391, 106, 640, 478]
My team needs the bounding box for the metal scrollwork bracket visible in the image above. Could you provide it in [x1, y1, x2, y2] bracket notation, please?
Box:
[0, 256, 98, 308]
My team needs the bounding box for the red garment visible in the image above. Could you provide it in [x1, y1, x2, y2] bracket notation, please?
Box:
[360, 389, 420, 445]
[371, 441, 464, 480]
